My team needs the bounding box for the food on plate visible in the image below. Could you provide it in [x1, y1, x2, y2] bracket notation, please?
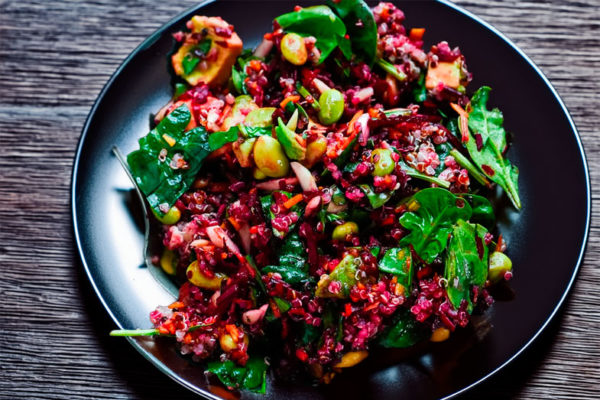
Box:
[113, 0, 519, 394]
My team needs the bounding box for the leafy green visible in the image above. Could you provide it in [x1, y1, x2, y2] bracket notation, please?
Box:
[206, 356, 268, 394]
[327, 0, 377, 63]
[300, 324, 321, 345]
[274, 297, 291, 313]
[333, 136, 358, 168]
[316, 254, 359, 298]
[127, 104, 220, 215]
[457, 193, 495, 229]
[359, 184, 393, 209]
[231, 50, 257, 95]
[445, 220, 489, 312]
[262, 233, 310, 285]
[399, 188, 472, 263]
[398, 160, 451, 189]
[412, 73, 427, 103]
[182, 39, 212, 75]
[208, 126, 239, 150]
[379, 248, 412, 291]
[276, 117, 306, 160]
[376, 57, 407, 82]
[173, 83, 187, 99]
[466, 86, 521, 209]
[378, 309, 425, 348]
[276, 5, 346, 63]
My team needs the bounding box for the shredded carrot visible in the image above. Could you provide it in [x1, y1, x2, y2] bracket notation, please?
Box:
[183, 333, 192, 345]
[347, 110, 364, 134]
[496, 234, 505, 252]
[342, 303, 353, 317]
[228, 217, 240, 231]
[283, 193, 304, 209]
[280, 95, 300, 109]
[248, 59, 262, 72]
[158, 326, 170, 335]
[168, 301, 185, 309]
[409, 28, 426, 41]
[364, 302, 380, 312]
[450, 102, 468, 118]
[450, 102, 470, 143]
[225, 324, 240, 341]
[269, 299, 282, 318]
[216, 104, 232, 126]
[368, 107, 379, 118]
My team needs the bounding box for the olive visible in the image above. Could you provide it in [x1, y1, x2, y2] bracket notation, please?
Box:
[253, 135, 290, 178]
[318, 89, 345, 125]
[186, 260, 226, 290]
[370, 148, 395, 176]
[332, 221, 359, 241]
[488, 251, 513, 284]
[303, 136, 327, 168]
[280, 33, 308, 66]
[153, 205, 181, 225]
[159, 249, 178, 276]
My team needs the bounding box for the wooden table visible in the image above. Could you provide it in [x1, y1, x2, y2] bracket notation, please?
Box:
[1, 1, 598, 398]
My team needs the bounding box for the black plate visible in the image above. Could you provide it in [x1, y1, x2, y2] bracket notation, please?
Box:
[71, 1, 590, 399]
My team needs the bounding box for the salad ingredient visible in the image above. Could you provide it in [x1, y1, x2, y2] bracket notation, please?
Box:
[488, 251, 513, 284]
[253, 135, 290, 177]
[318, 89, 345, 125]
[280, 33, 308, 65]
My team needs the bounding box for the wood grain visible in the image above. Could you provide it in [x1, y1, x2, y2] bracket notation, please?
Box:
[0, 1, 598, 399]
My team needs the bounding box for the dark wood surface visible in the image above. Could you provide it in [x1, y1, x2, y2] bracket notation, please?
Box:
[1, 0, 598, 399]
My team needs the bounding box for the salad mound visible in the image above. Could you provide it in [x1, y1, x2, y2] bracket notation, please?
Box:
[114, 1, 518, 394]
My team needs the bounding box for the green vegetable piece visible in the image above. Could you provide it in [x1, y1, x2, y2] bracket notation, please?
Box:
[332, 221, 359, 241]
[445, 220, 489, 313]
[448, 148, 490, 188]
[153, 205, 181, 225]
[262, 232, 310, 285]
[275, 5, 346, 63]
[274, 297, 291, 313]
[333, 135, 357, 168]
[456, 193, 495, 229]
[488, 251, 513, 284]
[466, 86, 521, 209]
[206, 356, 268, 394]
[396, 159, 450, 188]
[316, 254, 359, 298]
[222, 95, 257, 130]
[378, 309, 425, 348]
[376, 57, 407, 82]
[260, 193, 303, 239]
[379, 248, 412, 291]
[280, 33, 308, 65]
[254, 135, 290, 177]
[127, 104, 218, 215]
[275, 117, 306, 160]
[208, 126, 239, 151]
[412, 73, 427, 103]
[318, 89, 345, 125]
[182, 38, 212, 75]
[327, 0, 377, 63]
[359, 184, 393, 209]
[371, 148, 395, 176]
[245, 107, 276, 127]
[173, 83, 187, 99]
[399, 188, 472, 263]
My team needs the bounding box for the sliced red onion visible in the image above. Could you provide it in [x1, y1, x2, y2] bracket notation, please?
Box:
[210, 290, 221, 307]
[355, 113, 370, 146]
[238, 222, 251, 254]
[327, 201, 348, 214]
[354, 87, 374, 103]
[253, 38, 273, 58]
[290, 162, 318, 192]
[255, 177, 299, 191]
[206, 225, 241, 255]
[305, 196, 321, 217]
[312, 78, 330, 94]
[242, 304, 269, 325]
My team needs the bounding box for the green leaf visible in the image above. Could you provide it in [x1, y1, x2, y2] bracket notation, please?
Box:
[399, 188, 472, 263]
[173, 83, 187, 99]
[456, 193, 495, 229]
[412, 73, 427, 103]
[359, 184, 393, 209]
[378, 309, 425, 348]
[316, 254, 358, 298]
[379, 248, 412, 291]
[275, 5, 346, 63]
[260, 191, 302, 239]
[300, 324, 321, 345]
[262, 233, 310, 286]
[398, 160, 451, 189]
[376, 57, 407, 82]
[445, 220, 489, 313]
[208, 126, 239, 151]
[328, 0, 377, 63]
[182, 54, 200, 75]
[333, 136, 358, 168]
[466, 86, 521, 209]
[127, 104, 221, 215]
[274, 297, 291, 313]
[206, 356, 268, 394]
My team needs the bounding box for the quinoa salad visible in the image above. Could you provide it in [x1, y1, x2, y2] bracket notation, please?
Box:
[111, 0, 519, 394]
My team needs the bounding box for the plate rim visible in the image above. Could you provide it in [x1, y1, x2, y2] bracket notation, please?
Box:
[70, 1, 592, 399]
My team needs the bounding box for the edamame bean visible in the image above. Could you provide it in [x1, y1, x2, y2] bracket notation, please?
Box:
[280, 33, 307, 66]
[370, 148, 395, 176]
[488, 251, 513, 284]
[332, 221, 359, 241]
[253, 135, 290, 177]
[318, 89, 345, 125]
[154, 205, 181, 225]
[186, 260, 226, 290]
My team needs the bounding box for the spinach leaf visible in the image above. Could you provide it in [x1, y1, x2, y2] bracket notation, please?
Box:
[262, 233, 310, 285]
[445, 220, 489, 313]
[208, 126, 239, 150]
[399, 188, 472, 263]
[182, 39, 212, 75]
[275, 5, 346, 63]
[456, 193, 495, 229]
[127, 104, 217, 215]
[466, 86, 521, 209]
[315, 254, 359, 298]
[206, 355, 268, 394]
[231, 49, 257, 95]
[378, 309, 425, 348]
[359, 184, 393, 209]
[379, 248, 412, 291]
[300, 323, 321, 345]
[327, 0, 377, 63]
[412, 73, 427, 103]
[398, 160, 451, 189]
